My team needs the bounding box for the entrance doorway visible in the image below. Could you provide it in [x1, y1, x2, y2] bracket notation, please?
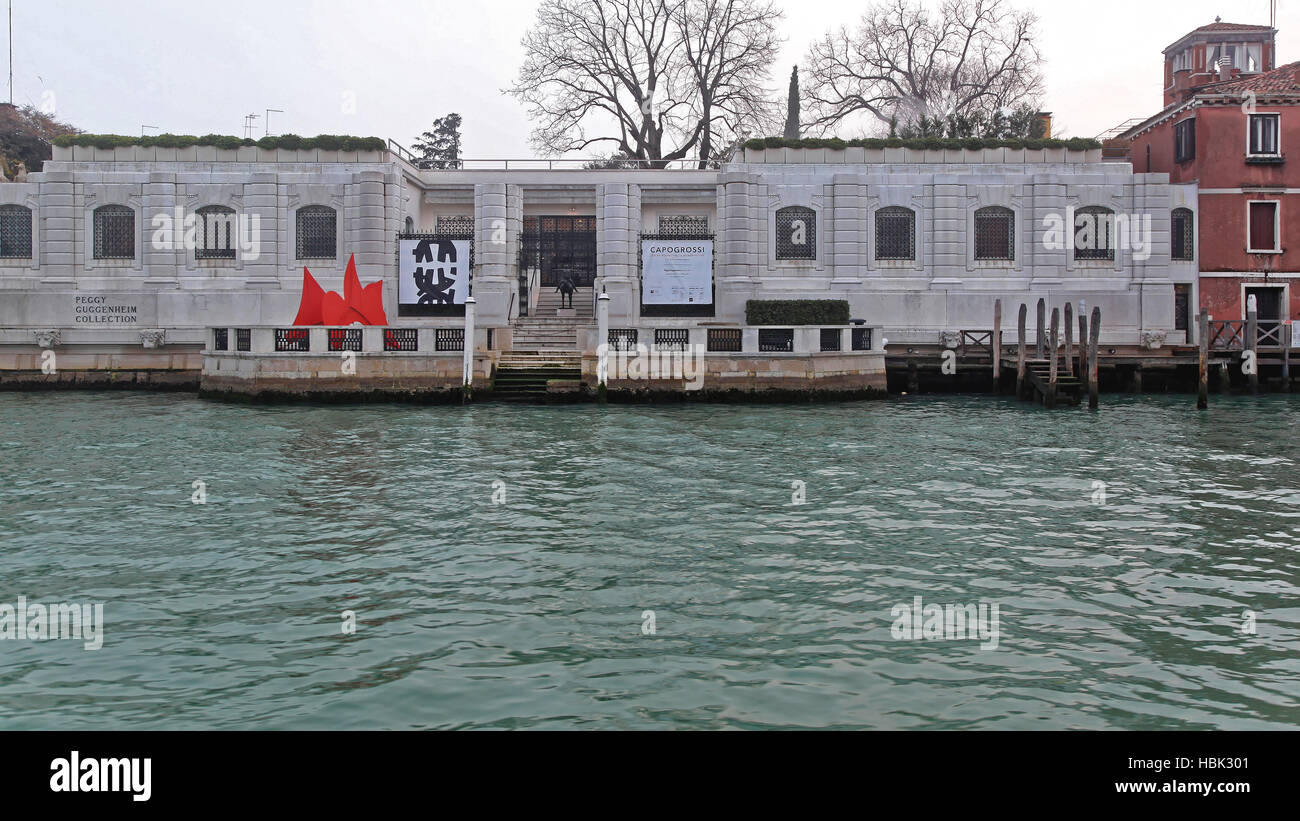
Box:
[523, 216, 597, 287]
[1244, 285, 1283, 342]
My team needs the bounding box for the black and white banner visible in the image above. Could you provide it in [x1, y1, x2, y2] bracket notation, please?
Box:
[398, 238, 471, 307]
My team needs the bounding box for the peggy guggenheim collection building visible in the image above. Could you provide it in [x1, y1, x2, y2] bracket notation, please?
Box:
[0, 132, 1192, 395]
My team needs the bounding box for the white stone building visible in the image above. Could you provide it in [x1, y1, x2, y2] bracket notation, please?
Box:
[0, 141, 1190, 379]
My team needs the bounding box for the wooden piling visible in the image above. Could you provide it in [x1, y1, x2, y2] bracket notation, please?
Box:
[1047, 308, 1060, 408]
[1064, 302, 1075, 377]
[1218, 360, 1230, 393]
[907, 359, 919, 394]
[1088, 307, 1101, 409]
[1036, 298, 1046, 359]
[1246, 297, 1259, 395]
[992, 299, 1002, 391]
[1197, 307, 1209, 409]
[1017, 303, 1027, 399]
[1284, 322, 1292, 392]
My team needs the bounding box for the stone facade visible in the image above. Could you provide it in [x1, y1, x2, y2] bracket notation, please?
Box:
[0, 144, 1191, 377]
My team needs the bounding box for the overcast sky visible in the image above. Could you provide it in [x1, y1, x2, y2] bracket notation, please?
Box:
[17, 0, 1299, 157]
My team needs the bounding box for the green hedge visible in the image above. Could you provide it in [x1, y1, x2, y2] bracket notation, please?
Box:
[741, 136, 1101, 152]
[51, 133, 388, 152]
[746, 299, 850, 326]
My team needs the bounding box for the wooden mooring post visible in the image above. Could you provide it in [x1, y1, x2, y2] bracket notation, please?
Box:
[1088, 306, 1101, 410]
[1284, 322, 1292, 392]
[1016, 303, 1027, 398]
[1036, 298, 1046, 359]
[1047, 308, 1060, 408]
[1197, 307, 1209, 410]
[992, 299, 1002, 391]
[1246, 295, 1259, 395]
[1063, 302, 1075, 377]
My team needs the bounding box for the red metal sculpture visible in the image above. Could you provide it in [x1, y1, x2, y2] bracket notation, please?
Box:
[292, 254, 388, 326]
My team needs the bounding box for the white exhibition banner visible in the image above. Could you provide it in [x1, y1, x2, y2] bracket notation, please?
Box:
[398, 238, 471, 306]
[641, 239, 713, 305]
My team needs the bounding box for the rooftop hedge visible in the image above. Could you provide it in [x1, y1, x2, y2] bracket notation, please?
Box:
[51, 133, 388, 152]
[742, 136, 1101, 152]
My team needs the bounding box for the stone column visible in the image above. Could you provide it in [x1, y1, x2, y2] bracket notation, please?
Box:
[142, 171, 178, 286]
[242, 172, 279, 287]
[463, 296, 477, 388]
[831, 174, 866, 284]
[597, 292, 610, 387]
[717, 172, 759, 322]
[354, 171, 387, 272]
[599, 183, 638, 322]
[40, 172, 76, 284]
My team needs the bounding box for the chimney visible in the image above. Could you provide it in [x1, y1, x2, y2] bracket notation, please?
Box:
[1218, 54, 1233, 81]
[1035, 111, 1053, 138]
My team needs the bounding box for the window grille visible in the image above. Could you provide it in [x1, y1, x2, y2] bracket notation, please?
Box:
[195, 205, 237, 260]
[93, 205, 135, 259]
[707, 328, 742, 352]
[874, 206, 915, 260]
[0, 205, 33, 258]
[296, 206, 336, 259]
[758, 328, 794, 352]
[973, 206, 1014, 261]
[775, 206, 816, 260]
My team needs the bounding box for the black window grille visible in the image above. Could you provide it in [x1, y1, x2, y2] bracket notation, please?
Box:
[654, 328, 689, 350]
[608, 329, 638, 351]
[275, 328, 310, 352]
[775, 206, 816, 260]
[195, 205, 237, 260]
[1171, 208, 1194, 261]
[328, 328, 362, 352]
[384, 328, 418, 352]
[235, 328, 251, 352]
[436, 215, 474, 236]
[974, 206, 1014, 261]
[759, 328, 794, 352]
[213, 328, 229, 351]
[93, 205, 135, 259]
[659, 215, 708, 235]
[875, 206, 915, 260]
[707, 328, 742, 352]
[0, 204, 33, 258]
[436, 328, 465, 351]
[1074, 206, 1115, 261]
[851, 328, 873, 351]
[1174, 118, 1196, 164]
[820, 328, 842, 351]
[296, 205, 336, 259]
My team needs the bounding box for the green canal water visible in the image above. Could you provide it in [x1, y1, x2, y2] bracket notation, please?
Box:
[0, 391, 1298, 730]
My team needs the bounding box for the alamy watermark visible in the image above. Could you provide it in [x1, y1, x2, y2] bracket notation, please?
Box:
[1041, 207, 1151, 261]
[599, 343, 705, 390]
[891, 595, 999, 650]
[0, 596, 104, 650]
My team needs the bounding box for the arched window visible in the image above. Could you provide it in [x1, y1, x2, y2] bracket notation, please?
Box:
[0, 204, 33, 259]
[875, 206, 915, 260]
[404, 216, 415, 234]
[1074, 206, 1115, 261]
[973, 206, 1014, 261]
[775, 206, 816, 260]
[93, 205, 135, 260]
[195, 205, 237, 260]
[1171, 207, 1194, 261]
[296, 205, 336, 259]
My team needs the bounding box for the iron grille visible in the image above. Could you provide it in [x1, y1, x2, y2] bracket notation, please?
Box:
[1074, 206, 1115, 261]
[328, 328, 362, 352]
[973, 207, 1014, 261]
[0, 205, 32, 258]
[195, 205, 237, 260]
[436, 328, 465, 351]
[236, 328, 251, 352]
[820, 328, 842, 351]
[608, 329, 638, 351]
[296, 205, 336, 259]
[707, 328, 742, 352]
[654, 328, 689, 350]
[384, 328, 418, 352]
[658, 215, 708, 235]
[213, 328, 229, 351]
[275, 328, 310, 352]
[93, 205, 135, 259]
[759, 328, 794, 352]
[875, 207, 915, 260]
[1172, 208, 1194, 260]
[851, 328, 873, 351]
[435, 215, 474, 236]
[775, 206, 816, 260]
[525, 215, 597, 287]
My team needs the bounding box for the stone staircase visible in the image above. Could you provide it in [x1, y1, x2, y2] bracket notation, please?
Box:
[493, 351, 583, 396]
[511, 285, 593, 350]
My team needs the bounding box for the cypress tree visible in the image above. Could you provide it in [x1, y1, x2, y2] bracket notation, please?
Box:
[783, 66, 801, 139]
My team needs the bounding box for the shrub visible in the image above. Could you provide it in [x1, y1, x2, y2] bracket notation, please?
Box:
[52, 133, 388, 152]
[746, 299, 850, 326]
[741, 135, 1101, 152]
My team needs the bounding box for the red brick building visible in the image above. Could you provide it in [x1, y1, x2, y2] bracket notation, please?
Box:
[1125, 20, 1299, 335]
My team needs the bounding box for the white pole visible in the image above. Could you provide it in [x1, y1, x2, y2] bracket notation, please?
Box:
[597, 292, 610, 388]
[462, 297, 476, 388]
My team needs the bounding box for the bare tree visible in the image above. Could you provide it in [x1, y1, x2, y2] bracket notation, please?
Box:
[803, 0, 1042, 136]
[507, 0, 782, 167]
